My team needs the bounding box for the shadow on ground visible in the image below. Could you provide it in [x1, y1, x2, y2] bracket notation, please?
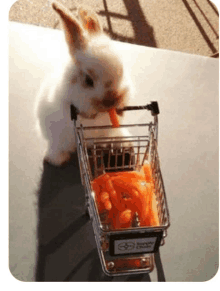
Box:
[35, 154, 165, 281]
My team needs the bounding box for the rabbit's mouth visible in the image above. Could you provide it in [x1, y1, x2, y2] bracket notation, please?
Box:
[77, 89, 127, 119]
[91, 90, 126, 113]
[91, 100, 123, 116]
[78, 103, 124, 119]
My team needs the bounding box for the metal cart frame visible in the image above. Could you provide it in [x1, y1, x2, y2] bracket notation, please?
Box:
[71, 102, 170, 276]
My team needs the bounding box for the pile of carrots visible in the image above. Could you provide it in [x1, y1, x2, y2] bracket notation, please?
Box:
[91, 163, 160, 229]
[91, 108, 159, 229]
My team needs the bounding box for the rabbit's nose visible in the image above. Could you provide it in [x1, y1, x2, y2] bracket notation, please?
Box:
[102, 91, 118, 108]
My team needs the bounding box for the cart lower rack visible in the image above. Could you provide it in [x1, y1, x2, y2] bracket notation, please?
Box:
[71, 102, 170, 276]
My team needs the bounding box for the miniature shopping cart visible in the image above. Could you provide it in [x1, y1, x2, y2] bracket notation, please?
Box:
[71, 102, 170, 276]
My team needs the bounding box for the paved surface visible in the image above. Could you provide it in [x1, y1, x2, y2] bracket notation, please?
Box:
[9, 0, 219, 57]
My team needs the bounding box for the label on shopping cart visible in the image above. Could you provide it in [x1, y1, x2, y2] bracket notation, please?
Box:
[109, 231, 163, 256]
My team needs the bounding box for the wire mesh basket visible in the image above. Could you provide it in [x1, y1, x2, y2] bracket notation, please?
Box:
[71, 102, 170, 276]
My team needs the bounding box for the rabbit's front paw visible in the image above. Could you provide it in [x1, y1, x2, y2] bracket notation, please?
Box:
[44, 151, 72, 167]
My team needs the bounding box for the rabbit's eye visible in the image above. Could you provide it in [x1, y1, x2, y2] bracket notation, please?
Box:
[85, 74, 94, 87]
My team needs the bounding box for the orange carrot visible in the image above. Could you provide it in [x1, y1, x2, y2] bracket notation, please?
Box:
[91, 164, 160, 229]
[108, 108, 120, 128]
[119, 209, 132, 224]
[100, 191, 112, 211]
[149, 191, 160, 226]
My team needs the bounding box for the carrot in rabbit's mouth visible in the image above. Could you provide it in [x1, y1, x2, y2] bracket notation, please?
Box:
[108, 108, 120, 127]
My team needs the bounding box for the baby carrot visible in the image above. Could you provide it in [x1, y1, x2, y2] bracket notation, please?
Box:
[100, 191, 112, 211]
[108, 108, 120, 128]
[119, 209, 132, 224]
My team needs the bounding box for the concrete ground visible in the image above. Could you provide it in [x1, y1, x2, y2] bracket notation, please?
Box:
[9, 0, 219, 57]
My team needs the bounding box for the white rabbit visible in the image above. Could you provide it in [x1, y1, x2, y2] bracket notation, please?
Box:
[35, 1, 133, 166]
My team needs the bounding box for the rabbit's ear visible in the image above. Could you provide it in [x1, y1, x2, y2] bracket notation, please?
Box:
[52, 1, 87, 52]
[78, 7, 102, 34]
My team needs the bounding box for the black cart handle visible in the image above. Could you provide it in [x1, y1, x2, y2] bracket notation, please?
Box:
[118, 101, 159, 115]
[71, 101, 159, 121]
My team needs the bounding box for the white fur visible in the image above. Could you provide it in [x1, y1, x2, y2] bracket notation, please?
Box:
[35, 2, 133, 166]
